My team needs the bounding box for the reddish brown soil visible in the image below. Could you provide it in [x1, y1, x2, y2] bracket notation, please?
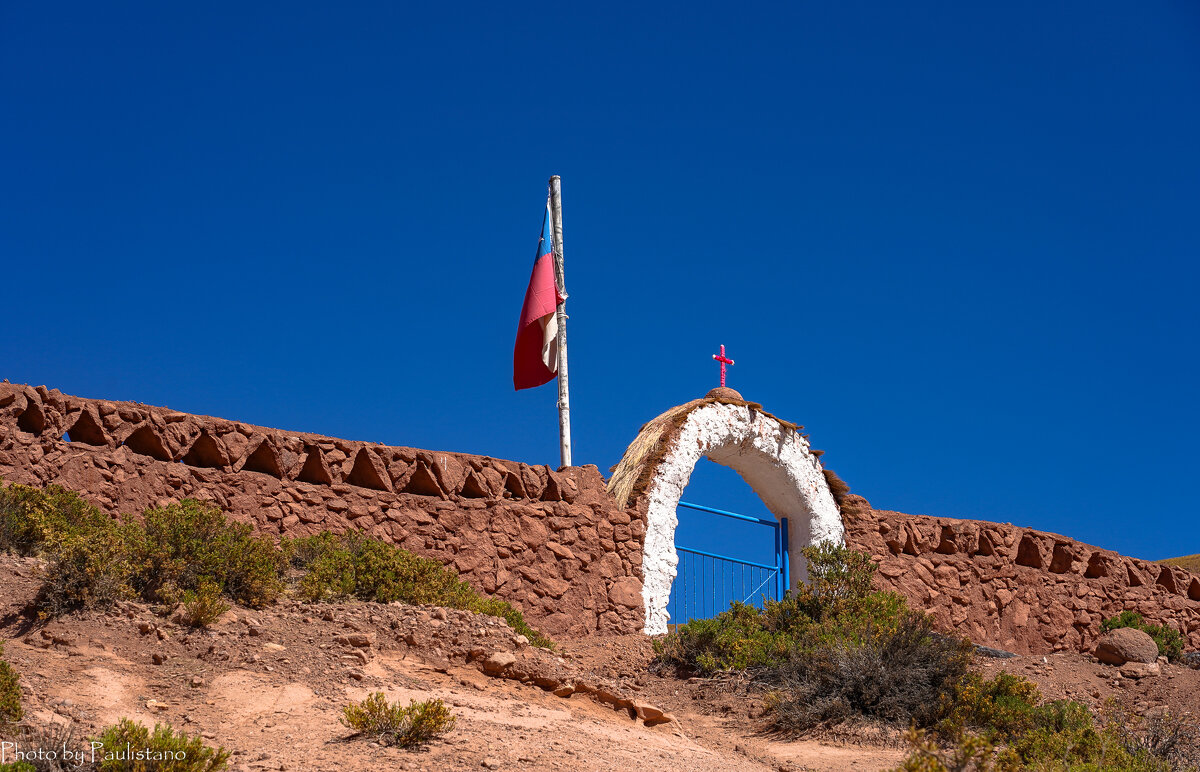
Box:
[979, 651, 1200, 719]
[3, 554, 1197, 772]
[0, 555, 903, 771]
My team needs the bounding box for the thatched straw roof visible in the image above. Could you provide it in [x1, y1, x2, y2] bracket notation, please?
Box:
[606, 394, 803, 509]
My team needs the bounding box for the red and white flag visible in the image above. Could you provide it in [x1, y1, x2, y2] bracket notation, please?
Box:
[513, 203, 564, 390]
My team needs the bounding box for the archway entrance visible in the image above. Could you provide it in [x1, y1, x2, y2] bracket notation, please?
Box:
[667, 459, 790, 625]
[608, 389, 843, 635]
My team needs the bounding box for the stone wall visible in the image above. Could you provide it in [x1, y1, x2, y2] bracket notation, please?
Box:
[0, 384, 645, 636]
[5, 381, 1198, 654]
[842, 495, 1200, 654]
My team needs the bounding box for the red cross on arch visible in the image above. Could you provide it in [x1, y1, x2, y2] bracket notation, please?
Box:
[712, 344, 734, 388]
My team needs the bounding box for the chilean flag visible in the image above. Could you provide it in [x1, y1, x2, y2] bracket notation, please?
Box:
[513, 204, 565, 390]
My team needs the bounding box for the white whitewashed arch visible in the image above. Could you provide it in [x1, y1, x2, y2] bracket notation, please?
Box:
[630, 401, 843, 635]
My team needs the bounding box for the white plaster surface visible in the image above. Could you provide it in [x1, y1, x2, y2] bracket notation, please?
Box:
[640, 403, 843, 635]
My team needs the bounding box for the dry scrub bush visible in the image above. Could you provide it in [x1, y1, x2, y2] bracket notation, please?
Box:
[0, 482, 114, 556]
[0, 484, 284, 615]
[769, 612, 972, 734]
[341, 693, 456, 748]
[175, 581, 230, 629]
[1104, 703, 1200, 771]
[4, 482, 553, 648]
[0, 721, 88, 772]
[289, 531, 554, 648]
[91, 718, 230, 771]
[654, 542, 972, 735]
[0, 482, 132, 616]
[895, 674, 1200, 771]
[124, 500, 284, 609]
[35, 530, 132, 616]
[0, 642, 21, 725]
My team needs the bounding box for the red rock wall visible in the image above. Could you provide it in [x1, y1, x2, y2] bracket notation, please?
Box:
[0, 384, 644, 636]
[8, 382, 1195, 652]
[842, 495, 1200, 654]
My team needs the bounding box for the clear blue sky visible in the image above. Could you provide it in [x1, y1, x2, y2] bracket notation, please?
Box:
[2, 2, 1197, 568]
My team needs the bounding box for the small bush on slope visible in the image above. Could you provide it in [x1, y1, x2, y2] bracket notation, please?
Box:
[289, 530, 554, 648]
[123, 499, 285, 608]
[176, 580, 231, 628]
[92, 718, 230, 771]
[4, 482, 554, 648]
[0, 484, 286, 614]
[36, 528, 133, 615]
[1101, 610, 1184, 662]
[895, 673, 1200, 771]
[0, 641, 22, 725]
[341, 693, 456, 748]
[769, 610, 972, 733]
[1, 721, 93, 772]
[0, 482, 114, 556]
[654, 542, 973, 734]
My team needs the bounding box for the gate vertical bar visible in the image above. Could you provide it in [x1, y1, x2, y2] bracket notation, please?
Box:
[777, 518, 787, 605]
[781, 517, 790, 597]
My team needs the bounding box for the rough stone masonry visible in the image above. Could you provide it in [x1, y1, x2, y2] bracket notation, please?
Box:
[2, 382, 1198, 654]
[0, 383, 645, 636]
[842, 495, 1200, 653]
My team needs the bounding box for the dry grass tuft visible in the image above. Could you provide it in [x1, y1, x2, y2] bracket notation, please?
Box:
[822, 469, 851, 505]
[342, 693, 456, 748]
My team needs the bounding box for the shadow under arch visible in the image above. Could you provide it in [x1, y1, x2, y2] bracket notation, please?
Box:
[608, 390, 843, 635]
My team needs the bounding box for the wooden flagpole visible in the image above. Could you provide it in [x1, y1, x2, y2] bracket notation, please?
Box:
[548, 175, 572, 468]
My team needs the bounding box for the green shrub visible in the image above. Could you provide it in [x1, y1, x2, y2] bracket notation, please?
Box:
[918, 673, 1196, 771]
[896, 717, 1188, 772]
[3, 486, 285, 616]
[290, 530, 553, 648]
[655, 542, 972, 735]
[769, 611, 973, 734]
[892, 727, 1012, 772]
[36, 529, 132, 615]
[0, 642, 21, 725]
[467, 595, 554, 650]
[124, 500, 285, 608]
[293, 530, 468, 605]
[655, 542, 916, 676]
[654, 601, 798, 672]
[9, 482, 551, 649]
[0, 481, 114, 555]
[936, 671, 1045, 740]
[176, 580, 231, 628]
[1101, 611, 1185, 662]
[800, 539, 879, 607]
[92, 718, 230, 771]
[341, 693, 455, 748]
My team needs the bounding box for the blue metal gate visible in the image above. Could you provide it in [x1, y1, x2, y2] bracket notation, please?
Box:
[667, 501, 789, 625]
